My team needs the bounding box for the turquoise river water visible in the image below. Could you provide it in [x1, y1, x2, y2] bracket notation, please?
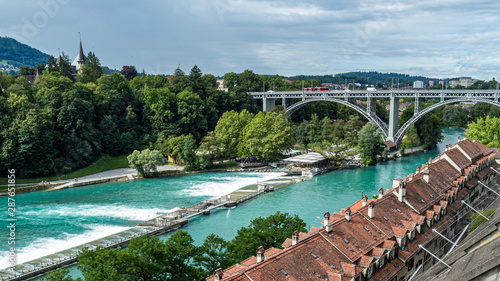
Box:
[0, 128, 464, 276]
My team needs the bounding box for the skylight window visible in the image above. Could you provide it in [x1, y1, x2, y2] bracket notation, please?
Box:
[343, 238, 350, 244]
[383, 216, 389, 221]
[364, 226, 370, 232]
[310, 253, 318, 259]
[280, 269, 288, 276]
[397, 209, 402, 213]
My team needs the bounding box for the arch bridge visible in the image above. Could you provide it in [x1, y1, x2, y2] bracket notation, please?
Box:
[249, 90, 500, 143]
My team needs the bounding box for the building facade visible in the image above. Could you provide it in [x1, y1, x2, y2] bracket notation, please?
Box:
[207, 138, 499, 281]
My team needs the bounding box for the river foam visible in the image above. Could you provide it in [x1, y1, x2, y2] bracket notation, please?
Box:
[0, 224, 130, 269]
[180, 172, 287, 197]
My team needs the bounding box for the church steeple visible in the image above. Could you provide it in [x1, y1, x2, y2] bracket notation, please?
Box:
[77, 41, 86, 63]
[72, 33, 86, 71]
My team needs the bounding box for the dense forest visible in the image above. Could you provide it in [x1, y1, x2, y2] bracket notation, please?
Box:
[0, 36, 50, 67]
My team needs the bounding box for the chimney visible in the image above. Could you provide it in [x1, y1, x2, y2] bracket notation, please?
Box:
[362, 194, 368, 207]
[428, 157, 432, 165]
[423, 170, 429, 183]
[458, 135, 461, 142]
[368, 201, 375, 218]
[214, 268, 223, 281]
[345, 208, 351, 222]
[323, 212, 330, 227]
[379, 188, 384, 199]
[256, 246, 265, 263]
[416, 166, 420, 174]
[292, 231, 299, 246]
[473, 137, 476, 142]
[398, 181, 406, 202]
[324, 212, 333, 232]
[392, 179, 402, 189]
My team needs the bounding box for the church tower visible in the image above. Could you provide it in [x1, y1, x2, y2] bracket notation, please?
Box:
[71, 38, 86, 72]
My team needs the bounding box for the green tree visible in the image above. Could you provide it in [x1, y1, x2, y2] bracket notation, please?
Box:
[39, 268, 81, 281]
[189, 65, 204, 98]
[358, 121, 381, 164]
[238, 112, 294, 161]
[307, 113, 322, 144]
[127, 149, 167, 177]
[57, 52, 75, 81]
[177, 90, 207, 141]
[466, 116, 500, 147]
[211, 110, 254, 158]
[143, 87, 178, 132]
[196, 234, 234, 274]
[229, 211, 306, 262]
[417, 113, 443, 148]
[442, 105, 461, 127]
[120, 65, 138, 81]
[19, 65, 31, 75]
[293, 120, 310, 147]
[179, 134, 198, 170]
[77, 232, 203, 281]
[77, 52, 103, 83]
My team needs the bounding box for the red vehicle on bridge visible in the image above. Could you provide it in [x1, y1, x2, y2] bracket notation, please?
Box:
[303, 87, 330, 92]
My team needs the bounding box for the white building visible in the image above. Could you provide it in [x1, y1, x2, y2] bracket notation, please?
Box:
[459, 77, 477, 87]
[413, 80, 424, 89]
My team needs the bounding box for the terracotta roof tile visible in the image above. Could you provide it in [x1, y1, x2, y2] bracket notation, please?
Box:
[357, 255, 375, 267]
[433, 205, 442, 214]
[371, 247, 385, 258]
[322, 212, 388, 261]
[380, 240, 397, 250]
[404, 178, 441, 214]
[443, 147, 471, 171]
[392, 226, 407, 237]
[425, 210, 434, 219]
[410, 213, 425, 225]
[402, 220, 416, 230]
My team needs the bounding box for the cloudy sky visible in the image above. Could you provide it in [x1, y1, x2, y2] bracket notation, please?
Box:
[2, 0, 500, 79]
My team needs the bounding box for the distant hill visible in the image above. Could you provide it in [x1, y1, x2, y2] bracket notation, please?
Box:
[0, 36, 50, 67]
[285, 72, 444, 85]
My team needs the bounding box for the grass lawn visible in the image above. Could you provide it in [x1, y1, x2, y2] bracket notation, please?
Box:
[0, 155, 130, 186]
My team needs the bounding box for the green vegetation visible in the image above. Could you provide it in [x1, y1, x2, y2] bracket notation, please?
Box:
[358, 121, 382, 165]
[466, 116, 500, 148]
[0, 36, 50, 67]
[0, 155, 129, 186]
[127, 149, 167, 178]
[40, 212, 305, 281]
[468, 208, 495, 233]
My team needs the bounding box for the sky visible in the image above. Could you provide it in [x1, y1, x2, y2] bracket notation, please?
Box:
[2, 0, 500, 79]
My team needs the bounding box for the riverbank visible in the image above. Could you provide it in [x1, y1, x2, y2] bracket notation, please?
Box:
[1, 128, 467, 281]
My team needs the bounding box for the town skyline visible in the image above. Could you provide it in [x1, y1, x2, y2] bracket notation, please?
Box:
[2, 0, 500, 79]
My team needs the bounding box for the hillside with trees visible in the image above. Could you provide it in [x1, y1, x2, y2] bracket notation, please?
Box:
[0, 36, 50, 67]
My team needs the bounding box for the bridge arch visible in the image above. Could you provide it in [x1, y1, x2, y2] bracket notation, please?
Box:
[286, 98, 388, 139]
[394, 98, 500, 143]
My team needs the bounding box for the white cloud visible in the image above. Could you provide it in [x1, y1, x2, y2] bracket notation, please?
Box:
[1, 0, 500, 79]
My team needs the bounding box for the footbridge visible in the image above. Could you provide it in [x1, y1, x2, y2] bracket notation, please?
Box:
[249, 89, 500, 143]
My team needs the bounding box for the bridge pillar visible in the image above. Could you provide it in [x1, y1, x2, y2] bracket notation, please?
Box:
[388, 96, 399, 141]
[282, 95, 286, 109]
[263, 98, 276, 113]
[414, 94, 420, 115]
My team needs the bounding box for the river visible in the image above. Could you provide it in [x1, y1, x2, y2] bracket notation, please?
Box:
[0, 128, 464, 277]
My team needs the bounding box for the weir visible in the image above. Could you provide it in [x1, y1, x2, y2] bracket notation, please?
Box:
[0, 183, 276, 281]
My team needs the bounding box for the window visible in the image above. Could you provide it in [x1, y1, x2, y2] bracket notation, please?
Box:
[407, 257, 414, 271]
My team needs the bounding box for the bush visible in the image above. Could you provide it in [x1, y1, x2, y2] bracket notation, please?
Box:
[468, 208, 495, 233]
